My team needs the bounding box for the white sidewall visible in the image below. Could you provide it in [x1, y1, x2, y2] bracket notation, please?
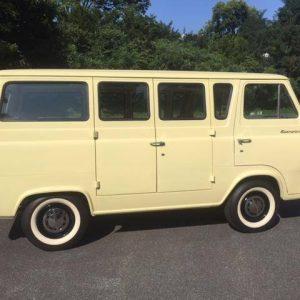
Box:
[30, 198, 81, 246]
[237, 187, 276, 229]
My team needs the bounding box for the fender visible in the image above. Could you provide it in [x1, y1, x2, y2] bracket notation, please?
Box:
[14, 186, 95, 217]
[220, 165, 288, 204]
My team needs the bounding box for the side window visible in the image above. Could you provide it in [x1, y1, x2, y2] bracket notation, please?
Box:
[213, 83, 233, 120]
[1, 82, 88, 121]
[99, 82, 149, 121]
[244, 84, 298, 119]
[158, 83, 206, 120]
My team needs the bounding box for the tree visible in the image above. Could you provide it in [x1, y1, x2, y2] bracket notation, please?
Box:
[208, 0, 249, 36]
[277, 0, 300, 25]
[275, 0, 300, 76]
[0, 0, 24, 68]
[78, 0, 150, 14]
[55, 0, 179, 69]
[272, 0, 300, 98]
[199, 1, 271, 74]
[0, 0, 64, 68]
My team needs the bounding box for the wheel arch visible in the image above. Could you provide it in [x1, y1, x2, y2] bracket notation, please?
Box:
[221, 172, 286, 206]
[9, 190, 94, 240]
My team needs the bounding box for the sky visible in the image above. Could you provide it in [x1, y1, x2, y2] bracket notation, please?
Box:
[147, 0, 284, 33]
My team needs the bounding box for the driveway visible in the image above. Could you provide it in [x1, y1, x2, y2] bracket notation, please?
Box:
[0, 201, 299, 299]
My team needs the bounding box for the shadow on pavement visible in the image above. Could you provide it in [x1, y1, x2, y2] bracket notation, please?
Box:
[9, 200, 300, 247]
[79, 207, 226, 247]
[279, 199, 300, 218]
[80, 200, 300, 247]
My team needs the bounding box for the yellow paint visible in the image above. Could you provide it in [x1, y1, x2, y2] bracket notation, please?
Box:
[0, 70, 299, 218]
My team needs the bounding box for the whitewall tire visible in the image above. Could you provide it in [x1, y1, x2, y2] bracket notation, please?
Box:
[21, 196, 90, 251]
[224, 180, 279, 232]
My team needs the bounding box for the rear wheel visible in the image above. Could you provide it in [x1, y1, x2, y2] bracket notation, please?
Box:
[21, 196, 90, 251]
[224, 180, 279, 232]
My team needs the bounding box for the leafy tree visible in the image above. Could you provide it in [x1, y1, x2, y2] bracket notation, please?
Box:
[0, 1, 24, 68]
[277, 0, 300, 24]
[78, 0, 150, 14]
[0, 41, 23, 69]
[148, 39, 203, 70]
[208, 0, 249, 36]
[56, 0, 179, 68]
[0, 0, 64, 68]
[271, 0, 300, 98]
[200, 1, 271, 74]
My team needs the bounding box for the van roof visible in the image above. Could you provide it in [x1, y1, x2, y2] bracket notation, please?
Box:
[0, 69, 288, 80]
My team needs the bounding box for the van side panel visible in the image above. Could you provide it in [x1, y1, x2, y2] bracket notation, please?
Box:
[0, 73, 298, 219]
[90, 165, 290, 215]
[0, 77, 96, 217]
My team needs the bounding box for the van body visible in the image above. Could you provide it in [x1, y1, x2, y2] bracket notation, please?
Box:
[0, 69, 299, 250]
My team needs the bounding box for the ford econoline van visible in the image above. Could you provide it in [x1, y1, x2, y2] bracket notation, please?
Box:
[0, 69, 299, 250]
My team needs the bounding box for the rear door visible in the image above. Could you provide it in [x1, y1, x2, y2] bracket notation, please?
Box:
[93, 78, 156, 196]
[153, 79, 213, 192]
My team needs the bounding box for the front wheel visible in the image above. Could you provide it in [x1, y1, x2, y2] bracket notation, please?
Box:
[224, 180, 280, 232]
[21, 196, 90, 251]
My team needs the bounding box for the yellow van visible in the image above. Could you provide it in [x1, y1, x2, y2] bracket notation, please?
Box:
[0, 69, 299, 250]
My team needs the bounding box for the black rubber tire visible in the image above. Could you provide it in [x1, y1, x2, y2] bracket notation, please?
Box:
[21, 195, 90, 251]
[224, 180, 280, 233]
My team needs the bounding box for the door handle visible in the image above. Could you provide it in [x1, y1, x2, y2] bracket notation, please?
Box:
[238, 138, 252, 145]
[150, 141, 165, 147]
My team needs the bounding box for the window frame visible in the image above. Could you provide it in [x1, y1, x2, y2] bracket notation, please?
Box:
[98, 81, 151, 122]
[213, 83, 233, 120]
[158, 82, 207, 121]
[243, 83, 299, 120]
[0, 81, 90, 122]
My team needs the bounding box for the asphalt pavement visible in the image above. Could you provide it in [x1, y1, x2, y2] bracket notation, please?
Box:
[0, 201, 299, 300]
